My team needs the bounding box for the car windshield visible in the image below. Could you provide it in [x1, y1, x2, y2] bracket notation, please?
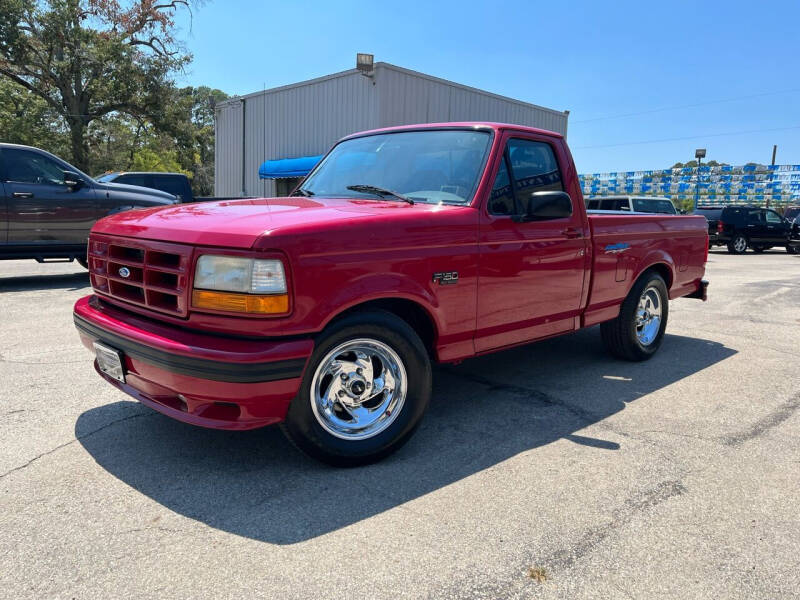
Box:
[784, 207, 800, 221]
[300, 129, 493, 205]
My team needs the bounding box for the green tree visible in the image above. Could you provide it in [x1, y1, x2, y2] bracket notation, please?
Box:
[671, 159, 729, 168]
[0, 76, 68, 154]
[0, 0, 192, 171]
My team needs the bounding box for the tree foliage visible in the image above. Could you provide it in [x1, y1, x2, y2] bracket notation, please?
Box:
[0, 1, 227, 195]
[671, 159, 729, 169]
[0, 0, 192, 171]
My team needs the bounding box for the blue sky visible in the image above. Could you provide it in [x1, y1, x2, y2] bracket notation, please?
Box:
[175, 0, 800, 173]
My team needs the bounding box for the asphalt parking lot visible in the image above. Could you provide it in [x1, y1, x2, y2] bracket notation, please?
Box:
[1, 250, 799, 599]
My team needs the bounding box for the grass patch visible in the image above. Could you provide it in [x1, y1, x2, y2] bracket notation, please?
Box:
[527, 566, 549, 583]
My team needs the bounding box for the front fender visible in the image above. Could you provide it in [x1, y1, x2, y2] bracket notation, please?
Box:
[317, 272, 443, 332]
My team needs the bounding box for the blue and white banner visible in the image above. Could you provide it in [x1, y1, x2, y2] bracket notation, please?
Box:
[580, 164, 800, 206]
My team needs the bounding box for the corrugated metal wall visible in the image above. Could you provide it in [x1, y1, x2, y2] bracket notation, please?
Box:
[374, 64, 569, 135]
[215, 63, 568, 197]
[214, 101, 243, 196]
[215, 70, 379, 196]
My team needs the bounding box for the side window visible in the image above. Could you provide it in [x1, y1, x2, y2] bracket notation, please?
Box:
[153, 175, 186, 198]
[765, 211, 782, 224]
[507, 139, 563, 198]
[3, 149, 66, 185]
[587, 199, 599, 209]
[748, 211, 763, 224]
[116, 174, 148, 187]
[488, 155, 515, 215]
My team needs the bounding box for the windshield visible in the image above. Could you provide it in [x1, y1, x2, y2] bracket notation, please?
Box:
[633, 198, 676, 214]
[784, 207, 800, 221]
[300, 129, 493, 205]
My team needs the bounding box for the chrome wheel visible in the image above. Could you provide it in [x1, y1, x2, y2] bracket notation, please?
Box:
[310, 338, 407, 440]
[635, 286, 663, 346]
[733, 236, 747, 253]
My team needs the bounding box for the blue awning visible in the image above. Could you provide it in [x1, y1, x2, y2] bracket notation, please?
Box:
[259, 155, 322, 179]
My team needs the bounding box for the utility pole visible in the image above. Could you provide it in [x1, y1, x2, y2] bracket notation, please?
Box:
[767, 145, 777, 209]
[694, 148, 706, 211]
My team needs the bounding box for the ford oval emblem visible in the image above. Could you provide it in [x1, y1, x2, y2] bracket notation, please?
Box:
[118, 267, 131, 278]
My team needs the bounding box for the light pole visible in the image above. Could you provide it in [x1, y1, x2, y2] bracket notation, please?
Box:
[694, 148, 706, 212]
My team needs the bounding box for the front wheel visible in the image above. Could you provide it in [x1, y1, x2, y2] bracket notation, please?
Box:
[727, 234, 748, 254]
[601, 272, 669, 361]
[787, 245, 800, 255]
[281, 310, 431, 466]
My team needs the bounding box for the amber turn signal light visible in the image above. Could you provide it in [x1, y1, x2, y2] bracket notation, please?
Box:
[192, 290, 289, 314]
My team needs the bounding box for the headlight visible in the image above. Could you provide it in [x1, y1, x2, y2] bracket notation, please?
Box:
[194, 255, 286, 293]
[192, 255, 288, 315]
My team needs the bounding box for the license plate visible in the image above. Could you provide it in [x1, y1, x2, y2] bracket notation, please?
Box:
[94, 342, 126, 383]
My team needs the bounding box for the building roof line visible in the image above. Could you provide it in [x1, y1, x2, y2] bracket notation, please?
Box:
[375, 63, 568, 118]
[215, 62, 569, 119]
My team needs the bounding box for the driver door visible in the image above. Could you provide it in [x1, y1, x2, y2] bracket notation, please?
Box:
[476, 134, 588, 352]
[1, 148, 96, 244]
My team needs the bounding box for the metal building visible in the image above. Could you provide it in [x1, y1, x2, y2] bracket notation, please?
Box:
[214, 60, 569, 197]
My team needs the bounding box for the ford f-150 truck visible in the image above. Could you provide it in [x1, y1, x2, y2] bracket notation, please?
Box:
[74, 123, 709, 465]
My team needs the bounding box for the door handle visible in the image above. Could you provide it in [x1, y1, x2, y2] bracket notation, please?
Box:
[561, 227, 582, 238]
[12, 192, 34, 198]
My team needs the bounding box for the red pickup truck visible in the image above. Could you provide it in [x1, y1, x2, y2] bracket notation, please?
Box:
[74, 123, 708, 465]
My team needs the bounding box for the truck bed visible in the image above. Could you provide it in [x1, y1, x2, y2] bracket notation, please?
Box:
[583, 213, 708, 327]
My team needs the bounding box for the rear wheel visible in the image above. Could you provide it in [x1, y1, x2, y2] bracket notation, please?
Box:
[787, 245, 800, 255]
[601, 271, 669, 361]
[76, 256, 89, 269]
[281, 310, 431, 466]
[727, 234, 748, 254]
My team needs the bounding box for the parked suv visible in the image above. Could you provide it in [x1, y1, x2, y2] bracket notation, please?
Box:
[695, 205, 800, 254]
[586, 195, 678, 215]
[1, 144, 177, 267]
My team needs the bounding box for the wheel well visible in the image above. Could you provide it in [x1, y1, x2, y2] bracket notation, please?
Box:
[327, 298, 437, 359]
[641, 262, 672, 289]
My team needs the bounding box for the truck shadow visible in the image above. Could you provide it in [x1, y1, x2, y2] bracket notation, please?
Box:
[75, 328, 735, 545]
[0, 272, 89, 292]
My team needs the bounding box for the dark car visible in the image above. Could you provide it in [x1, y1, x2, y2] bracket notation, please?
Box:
[96, 171, 194, 203]
[784, 206, 800, 223]
[1, 144, 177, 267]
[695, 205, 800, 255]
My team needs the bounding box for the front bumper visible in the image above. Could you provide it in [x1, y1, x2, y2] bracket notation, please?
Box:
[74, 296, 313, 430]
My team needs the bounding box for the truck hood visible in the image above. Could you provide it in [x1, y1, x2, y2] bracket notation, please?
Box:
[94, 181, 177, 203]
[91, 196, 446, 248]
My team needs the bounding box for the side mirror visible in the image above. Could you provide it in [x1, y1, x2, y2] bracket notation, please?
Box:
[513, 191, 572, 222]
[63, 170, 84, 189]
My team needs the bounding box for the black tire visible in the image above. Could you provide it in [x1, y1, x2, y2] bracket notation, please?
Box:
[787, 245, 800, 255]
[281, 310, 431, 467]
[76, 256, 89, 269]
[600, 271, 669, 362]
[727, 234, 748, 254]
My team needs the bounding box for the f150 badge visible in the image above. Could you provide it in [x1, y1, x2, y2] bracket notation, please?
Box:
[604, 243, 630, 254]
[432, 271, 459, 285]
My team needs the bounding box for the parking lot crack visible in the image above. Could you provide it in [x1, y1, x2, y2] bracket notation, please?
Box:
[441, 369, 636, 440]
[720, 392, 800, 446]
[0, 409, 154, 481]
[538, 478, 687, 571]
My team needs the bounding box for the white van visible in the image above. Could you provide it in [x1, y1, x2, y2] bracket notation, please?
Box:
[586, 195, 678, 215]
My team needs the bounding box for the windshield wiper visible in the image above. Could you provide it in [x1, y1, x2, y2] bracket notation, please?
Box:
[291, 187, 314, 197]
[346, 184, 414, 205]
